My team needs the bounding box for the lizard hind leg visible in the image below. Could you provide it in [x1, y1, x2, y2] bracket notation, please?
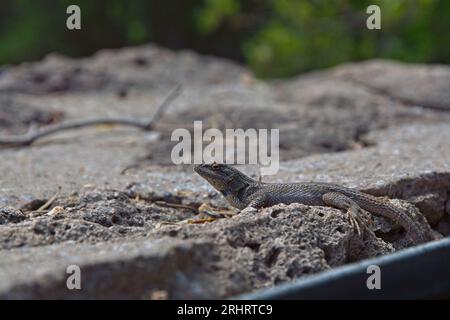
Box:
[322, 192, 367, 236]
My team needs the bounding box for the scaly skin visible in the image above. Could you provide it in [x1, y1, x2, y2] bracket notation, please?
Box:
[194, 163, 434, 244]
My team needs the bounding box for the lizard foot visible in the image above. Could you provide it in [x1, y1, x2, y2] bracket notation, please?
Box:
[323, 192, 365, 236]
[346, 208, 362, 236]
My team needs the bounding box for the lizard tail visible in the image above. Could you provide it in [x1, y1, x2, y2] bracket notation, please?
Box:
[354, 195, 432, 244]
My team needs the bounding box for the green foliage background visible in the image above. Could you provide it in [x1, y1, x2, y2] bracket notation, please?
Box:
[0, 0, 449, 78]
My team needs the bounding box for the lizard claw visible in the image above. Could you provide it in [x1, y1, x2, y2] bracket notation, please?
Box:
[347, 209, 362, 236]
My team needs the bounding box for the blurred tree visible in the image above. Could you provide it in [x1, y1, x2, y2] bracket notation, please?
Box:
[0, 0, 448, 78]
[196, 0, 450, 77]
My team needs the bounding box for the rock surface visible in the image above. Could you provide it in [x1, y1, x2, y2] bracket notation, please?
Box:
[0, 45, 449, 298]
[0, 239, 216, 299]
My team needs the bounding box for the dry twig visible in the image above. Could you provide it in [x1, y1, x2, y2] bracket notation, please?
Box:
[37, 188, 61, 211]
[154, 201, 198, 212]
[0, 85, 181, 147]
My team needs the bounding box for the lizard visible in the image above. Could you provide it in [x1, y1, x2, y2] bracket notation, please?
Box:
[194, 162, 435, 245]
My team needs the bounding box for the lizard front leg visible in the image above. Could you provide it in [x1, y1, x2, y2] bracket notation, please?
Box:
[322, 192, 369, 236]
[240, 194, 267, 214]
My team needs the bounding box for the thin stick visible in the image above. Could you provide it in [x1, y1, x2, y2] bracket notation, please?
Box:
[154, 201, 198, 212]
[0, 85, 181, 147]
[36, 187, 61, 211]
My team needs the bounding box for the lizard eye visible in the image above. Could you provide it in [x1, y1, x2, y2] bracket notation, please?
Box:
[211, 163, 219, 169]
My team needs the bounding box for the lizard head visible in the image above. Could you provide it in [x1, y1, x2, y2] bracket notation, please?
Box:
[194, 162, 255, 194]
